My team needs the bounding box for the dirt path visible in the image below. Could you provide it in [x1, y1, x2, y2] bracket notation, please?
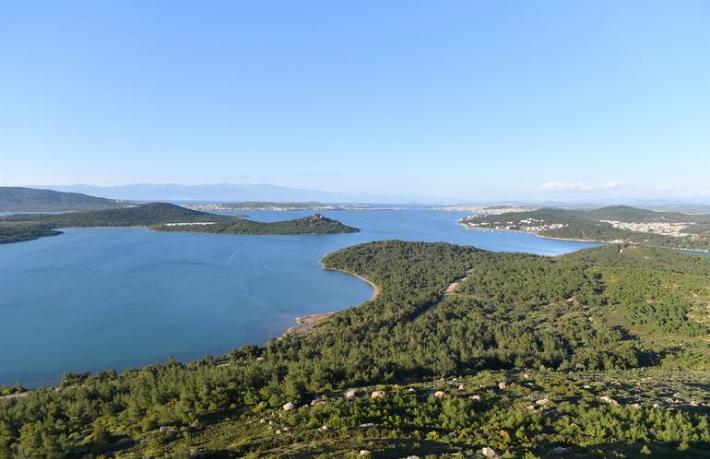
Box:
[283, 268, 472, 337]
[444, 269, 472, 296]
[412, 268, 474, 319]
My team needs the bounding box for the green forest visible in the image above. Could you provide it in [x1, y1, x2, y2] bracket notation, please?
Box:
[0, 223, 61, 244]
[154, 214, 359, 235]
[1, 242, 708, 458]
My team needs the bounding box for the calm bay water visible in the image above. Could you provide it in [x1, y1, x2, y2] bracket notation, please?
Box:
[0, 210, 599, 387]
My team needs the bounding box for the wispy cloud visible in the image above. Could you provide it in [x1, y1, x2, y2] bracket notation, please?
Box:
[539, 181, 591, 192]
[601, 181, 624, 190]
[540, 180, 624, 192]
[655, 184, 673, 192]
[296, 172, 343, 178]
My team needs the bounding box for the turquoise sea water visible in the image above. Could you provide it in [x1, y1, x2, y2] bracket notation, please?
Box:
[0, 210, 599, 387]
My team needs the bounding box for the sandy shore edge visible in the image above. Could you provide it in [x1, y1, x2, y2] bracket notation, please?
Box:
[281, 265, 379, 337]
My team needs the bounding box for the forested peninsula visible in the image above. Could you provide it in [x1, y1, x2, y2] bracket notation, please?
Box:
[154, 213, 359, 235]
[462, 205, 710, 251]
[0, 203, 357, 243]
[2, 241, 709, 457]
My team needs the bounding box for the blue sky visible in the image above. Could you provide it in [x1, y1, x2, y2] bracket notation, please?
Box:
[0, 1, 708, 201]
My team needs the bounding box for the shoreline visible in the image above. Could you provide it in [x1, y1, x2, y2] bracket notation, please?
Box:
[281, 312, 335, 336]
[320, 265, 380, 301]
[459, 222, 604, 244]
[281, 264, 380, 337]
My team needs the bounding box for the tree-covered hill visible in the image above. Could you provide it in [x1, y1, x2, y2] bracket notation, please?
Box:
[1, 242, 708, 457]
[2, 202, 227, 227]
[0, 187, 125, 212]
[154, 214, 359, 235]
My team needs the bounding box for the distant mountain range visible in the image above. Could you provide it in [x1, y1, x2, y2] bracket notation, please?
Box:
[13, 183, 710, 212]
[36, 183, 438, 204]
[0, 187, 126, 212]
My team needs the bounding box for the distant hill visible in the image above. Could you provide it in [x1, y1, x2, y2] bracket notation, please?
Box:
[585, 205, 710, 223]
[3, 202, 229, 227]
[0, 187, 125, 212]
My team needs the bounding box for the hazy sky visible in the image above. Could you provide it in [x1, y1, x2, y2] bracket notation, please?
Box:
[1, 1, 708, 201]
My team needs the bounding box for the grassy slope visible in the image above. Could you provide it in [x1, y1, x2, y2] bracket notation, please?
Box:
[1, 242, 709, 458]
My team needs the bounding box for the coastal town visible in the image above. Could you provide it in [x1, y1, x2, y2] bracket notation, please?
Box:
[600, 220, 694, 237]
[462, 211, 701, 239]
[462, 216, 567, 233]
[433, 205, 538, 214]
[184, 202, 386, 212]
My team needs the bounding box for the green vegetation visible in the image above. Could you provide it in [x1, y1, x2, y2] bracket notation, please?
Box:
[1, 242, 708, 457]
[463, 205, 710, 251]
[0, 222, 61, 244]
[0, 187, 125, 212]
[155, 214, 359, 235]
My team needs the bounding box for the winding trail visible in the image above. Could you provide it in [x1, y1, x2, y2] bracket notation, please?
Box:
[414, 268, 474, 319]
[283, 266, 473, 337]
[444, 269, 473, 296]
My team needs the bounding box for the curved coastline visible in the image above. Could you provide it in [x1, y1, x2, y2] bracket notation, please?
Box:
[320, 264, 380, 301]
[459, 222, 606, 245]
[281, 261, 380, 337]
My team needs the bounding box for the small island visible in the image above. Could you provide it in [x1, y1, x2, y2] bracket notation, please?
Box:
[0, 204, 358, 244]
[154, 213, 359, 235]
